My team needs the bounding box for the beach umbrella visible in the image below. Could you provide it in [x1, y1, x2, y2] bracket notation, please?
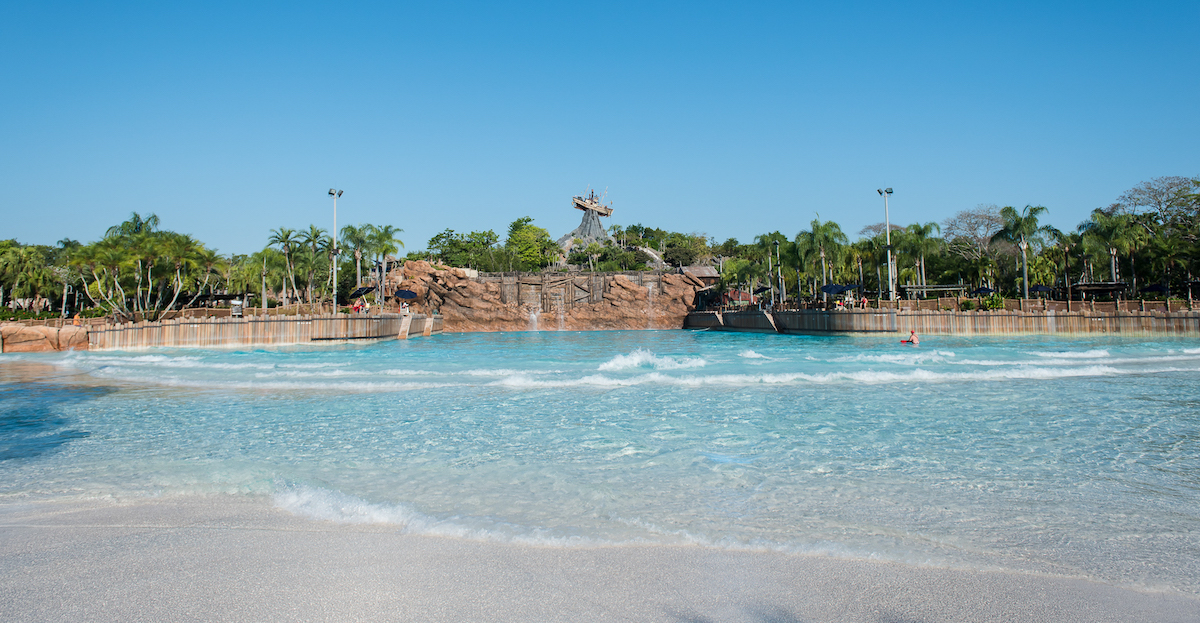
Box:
[753, 286, 771, 295]
[970, 287, 994, 295]
[396, 289, 418, 299]
[348, 286, 376, 299]
[1029, 285, 1053, 293]
[820, 284, 844, 295]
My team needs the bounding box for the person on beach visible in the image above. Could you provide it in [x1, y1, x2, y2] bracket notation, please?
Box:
[72, 313, 81, 326]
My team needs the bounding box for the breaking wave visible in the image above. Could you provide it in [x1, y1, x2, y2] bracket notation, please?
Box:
[1031, 349, 1110, 359]
[598, 349, 706, 371]
[489, 364, 1189, 389]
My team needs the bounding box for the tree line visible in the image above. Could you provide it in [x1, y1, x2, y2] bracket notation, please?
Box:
[2, 175, 1197, 319]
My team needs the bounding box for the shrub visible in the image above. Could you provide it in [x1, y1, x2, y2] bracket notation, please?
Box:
[959, 300, 976, 311]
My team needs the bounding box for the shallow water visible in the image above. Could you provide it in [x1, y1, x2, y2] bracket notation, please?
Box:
[2, 331, 1199, 594]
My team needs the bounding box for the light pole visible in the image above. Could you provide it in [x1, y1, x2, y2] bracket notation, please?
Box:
[877, 188, 895, 301]
[329, 189, 343, 308]
[773, 240, 781, 307]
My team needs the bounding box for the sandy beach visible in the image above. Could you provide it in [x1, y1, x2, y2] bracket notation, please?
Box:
[1, 496, 1196, 623]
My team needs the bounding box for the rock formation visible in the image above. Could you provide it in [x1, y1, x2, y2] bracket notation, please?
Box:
[0, 323, 89, 352]
[395, 261, 705, 332]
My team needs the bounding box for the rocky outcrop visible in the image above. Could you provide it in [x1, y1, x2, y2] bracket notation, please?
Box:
[0, 323, 89, 353]
[395, 261, 705, 332]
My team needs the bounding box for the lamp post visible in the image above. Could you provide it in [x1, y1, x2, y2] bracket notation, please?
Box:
[329, 189, 343, 309]
[877, 188, 895, 301]
[773, 240, 781, 307]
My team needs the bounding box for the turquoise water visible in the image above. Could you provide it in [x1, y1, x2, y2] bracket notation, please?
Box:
[2, 331, 1199, 593]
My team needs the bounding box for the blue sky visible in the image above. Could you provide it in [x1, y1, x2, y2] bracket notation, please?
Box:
[2, 1, 1197, 255]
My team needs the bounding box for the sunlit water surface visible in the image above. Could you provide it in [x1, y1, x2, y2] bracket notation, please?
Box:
[2, 331, 1199, 594]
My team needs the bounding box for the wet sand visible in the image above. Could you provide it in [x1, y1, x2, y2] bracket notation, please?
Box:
[1, 497, 1196, 623]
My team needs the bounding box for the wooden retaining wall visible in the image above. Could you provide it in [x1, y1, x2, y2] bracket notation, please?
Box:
[685, 310, 1200, 336]
[88, 313, 443, 350]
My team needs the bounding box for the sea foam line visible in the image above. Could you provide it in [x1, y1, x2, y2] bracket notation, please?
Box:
[489, 364, 1199, 389]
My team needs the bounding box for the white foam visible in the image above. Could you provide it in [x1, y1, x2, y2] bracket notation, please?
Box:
[487, 363, 1187, 389]
[832, 350, 956, 365]
[84, 366, 458, 392]
[598, 349, 706, 371]
[739, 350, 769, 359]
[381, 368, 556, 377]
[1032, 349, 1110, 359]
[273, 484, 603, 546]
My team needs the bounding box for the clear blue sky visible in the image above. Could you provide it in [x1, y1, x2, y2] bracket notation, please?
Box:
[3, 1, 1197, 255]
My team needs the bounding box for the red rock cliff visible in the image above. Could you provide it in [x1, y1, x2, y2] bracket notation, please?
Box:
[394, 261, 705, 332]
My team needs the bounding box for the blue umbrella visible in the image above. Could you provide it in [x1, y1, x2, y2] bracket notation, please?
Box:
[1029, 284, 1053, 293]
[971, 287, 994, 295]
[396, 289, 418, 299]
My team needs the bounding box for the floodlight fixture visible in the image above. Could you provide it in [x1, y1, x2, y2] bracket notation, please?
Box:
[878, 186, 896, 301]
[329, 188, 345, 306]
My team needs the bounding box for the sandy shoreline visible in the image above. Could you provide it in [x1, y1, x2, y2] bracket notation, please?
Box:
[1, 497, 1196, 623]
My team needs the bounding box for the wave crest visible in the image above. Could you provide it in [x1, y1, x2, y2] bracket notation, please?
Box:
[598, 348, 706, 371]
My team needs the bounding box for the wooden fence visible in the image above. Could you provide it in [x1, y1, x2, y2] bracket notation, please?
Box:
[88, 313, 442, 350]
[686, 309, 1200, 336]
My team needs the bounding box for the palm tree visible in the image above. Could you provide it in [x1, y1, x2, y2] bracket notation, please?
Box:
[299, 225, 328, 303]
[904, 222, 941, 297]
[795, 216, 848, 302]
[367, 225, 404, 302]
[1079, 209, 1140, 285]
[991, 205, 1052, 300]
[184, 248, 226, 308]
[105, 212, 160, 239]
[339, 224, 371, 287]
[268, 227, 300, 303]
[160, 233, 202, 314]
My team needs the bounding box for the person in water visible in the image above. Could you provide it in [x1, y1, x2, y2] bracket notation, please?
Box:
[907, 330, 920, 345]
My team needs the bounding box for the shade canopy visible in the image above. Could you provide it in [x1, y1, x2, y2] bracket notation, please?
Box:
[395, 289, 418, 299]
[971, 287, 994, 295]
[820, 284, 862, 295]
[348, 286, 376, 299]
[1029, 284, 1054, 293]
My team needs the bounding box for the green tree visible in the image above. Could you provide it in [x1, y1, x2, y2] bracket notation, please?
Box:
[268, 227, 301, 301]
[991, 205, 1052, 299]
[794, 216, 848, 301]
[339, 224, 370, 287]
[505, 217, 558, 270]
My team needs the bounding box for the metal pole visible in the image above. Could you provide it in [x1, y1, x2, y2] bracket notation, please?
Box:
[884, 191, 895, 301]
[333, 193, 338, 310]
[777, 244, 783, 307]
[262, 256, 267, 314]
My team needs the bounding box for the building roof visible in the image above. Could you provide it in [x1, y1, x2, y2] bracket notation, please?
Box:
[682, 265, 719, 278]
